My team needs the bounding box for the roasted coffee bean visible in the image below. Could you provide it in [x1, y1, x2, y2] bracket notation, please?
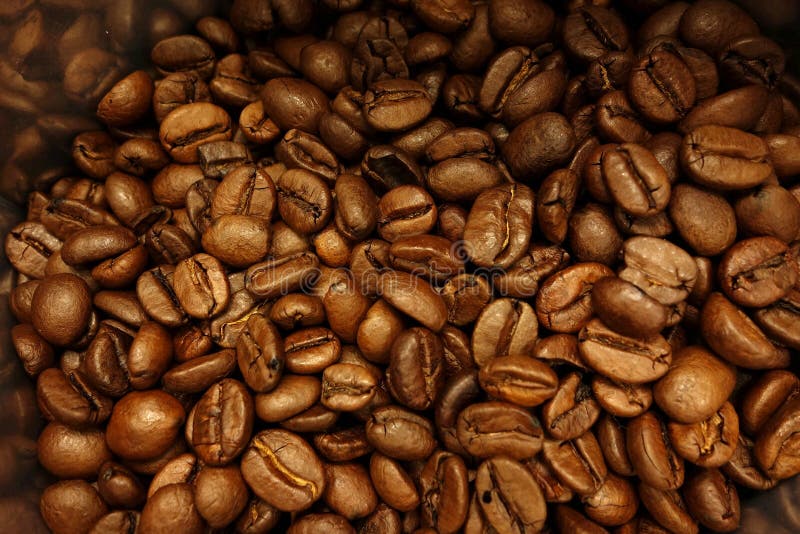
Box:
[668, 401, 739, 468]
[417, 450, 469, 533]
[600, 143, 671, 217]
[284, 327, 342, 374]
[579, 318, 672, 384]
[185, 379, 253, 466]
[159, 103, 233, 164]
[241, 429, 325, 512]
[236, 314, 285, 393]
[363, 79, 432, 133]
[456, 401, 543, 459]
[629, 49, 696, 124]
[369, 452, 421, 512]
[173, 253, 230, 319]
[683, 469, 740, 533]
[106, 390, 185, 461]
[474, 456, 547, 533]
[542, 431, 608, 496]
[637, 483, 697, 534]
[12, 323, 55, 377]
[472, 298, 538, 367]
[503, 112, 576, 179]
[275, 168, 332, 235]
[377, 185, 437, 243]
[701, 292, 791, 369]
[31, 273, 92, 347]
[478, 355, 557, 408]
[377, 270, 447, 332]
[83, 320, 134, 397]
[669, 183, 737, 256]
[718, 237, 797, 308]
[5, 222, 61, 280]
[40, 480, 109, 534]
[541, 371, 601, 440]
[592, 276, 669, 338]
[36, 367, 113, 428]
[680, 125, 772, 190]
[435, 370, 481, 456]
[361, 145, 424, 192]
[321, 363, 379, 412]
[136, 265, 188, 327]
[463, 183, 534, 269]
[563, 6, 629, 63]
[536, 262, 613, 333]
[619, 236, 697, 305]
[592, 376, 652, 418]
[754, 394, 800, 480]
[314, 427, 372, 463]
[246, 252, 320, 299]
[151, 35, 216, 79]
[365, 405, 437, 461]
[162, 348, 237, 394]
[627, 411, 684, 491]
[256, 374, 320, 423]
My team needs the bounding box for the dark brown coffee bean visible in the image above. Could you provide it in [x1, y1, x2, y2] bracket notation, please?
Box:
[173, 253, 230, 319]
[680, 125, 773, 190]
[106, 390, 185, 461]
[503, 112, 576, 179]
[542, 431, 607, 496]
[668, 401, 739, 468]
[377, 185, 437, 243]
[136, 265, 188, 327]
[579, 318, 672, 384]
[637, 483, 697, 534]
[139, 483, 204, 534]
[418, 450, 469, 533]
[718, 236, 797, 308]
[97, 461, 145, 509]
[457, 401, 543, 459]
[5, 222, 61, 280]
[31, 273, 91, 347]
[591, 376, 652, 419]
[754, 394, 800, 480]
[256, 375, 320, 423]
[153, 72, 212, 123]
[474, 456, 547, 533]
[377, 270, 447, 332]
[596, 90, 651, 144]
[542, 371, 601, 441]
[463, 183, 534, 269]
[720, 34, 784, 88]
[386, 327, 444, 410]
[536, 262, 613, 333]
[162, 348, 237, 394]
[261, 77, 329, 134]
[13, 323, 55, 377]
[185, 379, 253, 467]
[619, 236, 697, 305]
[669, 183, 737, 256]
[236, 314, 285, 393]
[40, 480, 109, 534]
[369, 452, 421, 512]
[275, 168, 332, 235]
[629, 49, 695, 124]
[363, 79, 433, 133]
[722, 434, 777, 491]
[365, 405, 436, 461]
[478, 355, 557, 408]
[472, 298, 538, 367]
[245, 252, 320, 299]
[36, 367, 113, 428]
[321, 363, 379, 412]
[241, 429, 325, 512]
[563, 6, 628, 63]
[683, 469, 740, 532]
[701, 292, 791, 369]
[151, 34, 216, 79]
[334, 173, 379, 241]
[592, 276, 669, 338]
[600, 143, 671, 217]
[627, 411, 684, 491]
[37, 421, 113, 479]
[159, 103, 233, 164]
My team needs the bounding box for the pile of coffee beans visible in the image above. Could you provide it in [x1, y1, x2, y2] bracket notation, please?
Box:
[5, 0, 800, 532]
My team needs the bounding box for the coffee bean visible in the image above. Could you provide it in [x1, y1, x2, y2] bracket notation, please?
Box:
[680, 125, 773, 190]
[106, 390, 185, 461]
[472, 298, 538, 366]
[159, 103, 233, 163]
[365, 405, 437, 461]
[474, 456, 547, 532]
[718, 236, 797, 308]
[626, 411, 684, 491]
[186, 379, 253, 466]
[463, 183, 534, 269]
[241, 429, 326, 512]
[236, 314, 285, 393]
[456, 401, 543, 459]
